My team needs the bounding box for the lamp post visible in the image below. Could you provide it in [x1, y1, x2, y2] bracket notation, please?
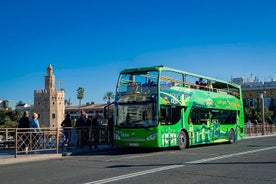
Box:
[260, 93, 265, 135]
[260, 82, 266, 135]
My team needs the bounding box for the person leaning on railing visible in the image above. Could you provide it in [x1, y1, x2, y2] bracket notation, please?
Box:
[61, 113, 72, 150]
[91, 113, 102, 149]
[29, 113, 41, 150]
[18, 111, 30, 152]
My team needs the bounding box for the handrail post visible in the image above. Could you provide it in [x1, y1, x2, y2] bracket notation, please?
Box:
[56, 127, 59, 154]
[89, 127, 92, 150]
[14, 128, 17, 158]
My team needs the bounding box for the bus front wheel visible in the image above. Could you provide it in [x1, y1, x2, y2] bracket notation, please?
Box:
[178, 131, 188, 150]
[228, 129, 236, 144]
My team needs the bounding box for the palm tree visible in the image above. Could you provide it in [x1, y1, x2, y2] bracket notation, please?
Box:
[77, 87, 85, 106]
[103, 91, 114, 104]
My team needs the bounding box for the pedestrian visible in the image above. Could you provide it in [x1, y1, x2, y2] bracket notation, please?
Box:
[107, 115, 114, 146]
[91, 113, 101, 148]
[29, 112, 41, 150]
[61, 113, 72, 150]
[84, 113, 92, 146]
[75, 110, 89, 147]
[246, 120, 251, 136]
[18, 111, 30, 152]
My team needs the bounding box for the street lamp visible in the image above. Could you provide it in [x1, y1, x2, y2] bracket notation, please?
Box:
[260, 93, 265, 135]
[260, 82, 266, 135]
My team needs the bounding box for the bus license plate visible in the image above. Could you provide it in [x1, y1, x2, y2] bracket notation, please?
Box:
[129, 143, 139, 147]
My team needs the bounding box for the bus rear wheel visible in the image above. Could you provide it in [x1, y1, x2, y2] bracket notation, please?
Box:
[178, 131, 188, 150]
[228, 129, 236, 144]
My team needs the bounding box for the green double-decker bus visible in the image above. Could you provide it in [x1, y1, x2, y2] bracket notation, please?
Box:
[113, 66, 244, 150]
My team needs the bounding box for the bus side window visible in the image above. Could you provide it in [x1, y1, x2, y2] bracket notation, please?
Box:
[160, 106, 171, 124]
[199, 109, 210, 125]
[160, 105, 183, 125]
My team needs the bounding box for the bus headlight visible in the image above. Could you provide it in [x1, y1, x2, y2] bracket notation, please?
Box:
[146, 133, 157, 141]
[114, 133, 120, 140]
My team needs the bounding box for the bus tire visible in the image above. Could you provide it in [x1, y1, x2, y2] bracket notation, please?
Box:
[228, 129, 235, 144]
[178, 131, 188, 150]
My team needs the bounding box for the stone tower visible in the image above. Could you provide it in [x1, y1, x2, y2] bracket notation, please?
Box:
[34, 64, 65, 128]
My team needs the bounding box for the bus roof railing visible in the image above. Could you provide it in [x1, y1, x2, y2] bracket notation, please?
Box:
[120, 65, 241, 89]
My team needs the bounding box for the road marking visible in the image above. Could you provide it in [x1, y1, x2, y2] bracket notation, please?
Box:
[105, 152, 165, 162]
[84, 146, 276, 184]
[187, 146, 276, 164]
[83, 165, 184, 184]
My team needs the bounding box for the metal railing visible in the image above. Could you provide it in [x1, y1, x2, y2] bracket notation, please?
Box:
[244, 124, 276, 136]
[1, 124, 276, 158]
[0, 126, 113, 158]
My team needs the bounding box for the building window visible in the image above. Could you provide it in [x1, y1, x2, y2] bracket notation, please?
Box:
[249, 99, 253, 106]
[52, 113, 56, 119]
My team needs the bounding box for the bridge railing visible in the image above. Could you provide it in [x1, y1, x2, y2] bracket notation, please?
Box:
[0, 126, 113, 158]
[1, 124, 276, 158]
[244, 124, 276, 136]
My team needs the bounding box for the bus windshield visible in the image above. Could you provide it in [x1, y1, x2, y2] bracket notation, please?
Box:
[116, 103, 158, 128]
[116, 71, 158, 128]
[116, 71, 158, 103]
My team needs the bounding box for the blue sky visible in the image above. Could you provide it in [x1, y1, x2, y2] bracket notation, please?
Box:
[1, 0, 276, 107]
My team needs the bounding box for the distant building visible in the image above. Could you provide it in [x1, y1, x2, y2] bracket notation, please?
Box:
[238, 80, 276, 108]
[232, 76, 276, 122]
[65, 103, 106, 121]
[231, 77, 244, 85]
[34, 64, 65, 128]
[15, 103, 32, 112]
[0, 100, 14, 110]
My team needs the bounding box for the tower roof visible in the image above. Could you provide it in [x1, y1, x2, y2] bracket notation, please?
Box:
[47, 64, 53, 74]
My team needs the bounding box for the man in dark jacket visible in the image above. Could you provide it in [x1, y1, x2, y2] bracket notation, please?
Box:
[91, 113, 101, 148]
[18, 111, 30, 151]
[61, 113, 72, 150]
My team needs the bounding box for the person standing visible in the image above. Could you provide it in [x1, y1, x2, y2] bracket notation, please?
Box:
[18, 111, 30, 152]
[83, 113, 92, 146]
[75, 113, 85, 147]
[61, 113, 72, 150]
[92, 113, 101, 148]
[75, 111, 89, 147]
[18, 111, 30, 129]
[107, 115, 114, 146]
[246, 120, 251, 136]
[29, 113, 41, 150]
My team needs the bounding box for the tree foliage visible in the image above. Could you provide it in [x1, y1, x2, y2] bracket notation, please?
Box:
[245, 106, 274, 124]
[103, 91, 114, 104]
[77, 87, 84, 106]
[0, 109, 22, 128]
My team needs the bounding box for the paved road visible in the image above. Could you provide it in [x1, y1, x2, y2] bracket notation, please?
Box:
[1, 134, 274, 164]
[0, 135, 275, 184]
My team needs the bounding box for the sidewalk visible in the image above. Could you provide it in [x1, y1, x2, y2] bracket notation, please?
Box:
[0, 144, 114, 165]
